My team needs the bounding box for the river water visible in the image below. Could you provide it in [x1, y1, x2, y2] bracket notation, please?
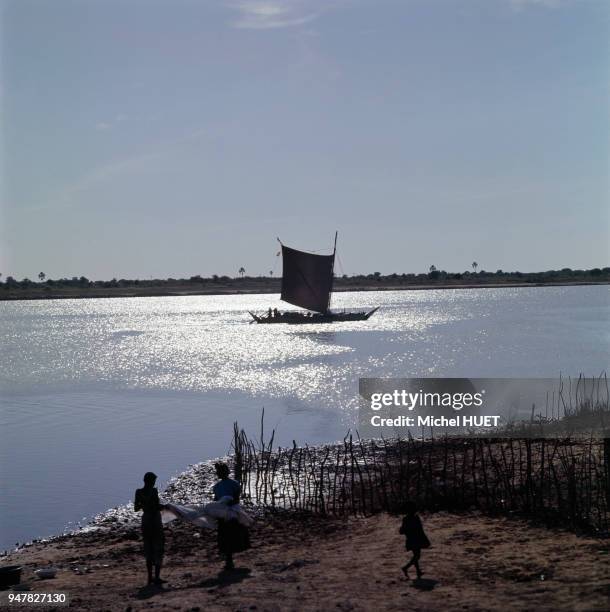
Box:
[1, 286, 608, 549]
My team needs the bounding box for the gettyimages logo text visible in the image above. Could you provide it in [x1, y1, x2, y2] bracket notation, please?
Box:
[359, 377, 609, 439]
[370, 388, 485, 412]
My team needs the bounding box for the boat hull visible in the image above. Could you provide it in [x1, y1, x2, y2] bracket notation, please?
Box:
[249, 307, 379, 324]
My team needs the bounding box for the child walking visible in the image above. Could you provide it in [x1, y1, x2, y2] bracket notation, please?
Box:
[399, 501, 430, 579]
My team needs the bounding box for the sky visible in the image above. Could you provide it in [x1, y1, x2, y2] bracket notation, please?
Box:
[1, 0, 608, 280]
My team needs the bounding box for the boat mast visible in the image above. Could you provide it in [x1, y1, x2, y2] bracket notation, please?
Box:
[327, 231, 338, 313]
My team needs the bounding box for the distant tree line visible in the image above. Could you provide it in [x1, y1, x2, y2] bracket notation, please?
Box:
[343, 267, 610, 284]
[1, 267, 609, 291]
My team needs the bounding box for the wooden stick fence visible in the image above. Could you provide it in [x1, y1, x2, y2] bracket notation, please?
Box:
[231, 423, 609, 534]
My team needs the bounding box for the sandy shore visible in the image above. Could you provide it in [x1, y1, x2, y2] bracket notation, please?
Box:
[3, 511, 608, 611]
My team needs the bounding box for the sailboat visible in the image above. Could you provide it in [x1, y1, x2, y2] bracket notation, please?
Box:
[249, 233, 379, 324]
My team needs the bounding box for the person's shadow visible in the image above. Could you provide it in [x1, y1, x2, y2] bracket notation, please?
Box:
[136, 584, 170, 599]
[411, 577, 438, 591]
[198, 567, 251, 589]
[136, 568, 251, 599]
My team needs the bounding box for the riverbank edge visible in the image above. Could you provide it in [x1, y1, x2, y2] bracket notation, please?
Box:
[1, 453, 227, 556]
[1, 280, 608, 301]
[3, 424, 608, 555]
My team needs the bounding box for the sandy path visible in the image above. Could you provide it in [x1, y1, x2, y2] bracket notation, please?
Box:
[3, 511, 608, 611]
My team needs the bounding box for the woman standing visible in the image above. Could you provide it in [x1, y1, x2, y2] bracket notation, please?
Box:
[213, 462, 250, 570]
[134, 472, 166, 585]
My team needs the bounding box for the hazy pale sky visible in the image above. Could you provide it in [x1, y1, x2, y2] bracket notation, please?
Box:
[1, 0, 608, 280]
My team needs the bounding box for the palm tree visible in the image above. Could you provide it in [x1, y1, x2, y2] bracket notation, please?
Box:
[472, 262, 478, 273]
[238, 267, 245, 278]
[38, 272, 46, 282]
[269, 270, 273, 277]
[429, 265, 437, 273]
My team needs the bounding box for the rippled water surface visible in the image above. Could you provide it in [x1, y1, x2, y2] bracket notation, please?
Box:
[1, 286, 608, 548]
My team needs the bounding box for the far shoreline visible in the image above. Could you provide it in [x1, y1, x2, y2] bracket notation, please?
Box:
[1, 279, 608, 301]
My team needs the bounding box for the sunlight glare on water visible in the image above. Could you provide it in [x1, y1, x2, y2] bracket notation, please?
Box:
[2, 289, 486, 419]
[2, 288, 608, 407]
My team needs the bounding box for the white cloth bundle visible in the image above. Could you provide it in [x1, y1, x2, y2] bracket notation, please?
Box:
[161, 497, 253, 530]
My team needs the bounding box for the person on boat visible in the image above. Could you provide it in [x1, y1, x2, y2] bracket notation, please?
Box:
[273, 308, 279, 318]
[134, 472, 167, 586]
[213, 462, 250, 570]
[268, 307, 273, 319]
[399, 501, 430, 579]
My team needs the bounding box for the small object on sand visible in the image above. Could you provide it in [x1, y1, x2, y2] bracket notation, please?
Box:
[35, 568, 57, 580]
[0, 565, 22, 588]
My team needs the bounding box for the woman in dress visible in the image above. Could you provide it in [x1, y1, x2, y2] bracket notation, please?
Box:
[213, 462, 250, 570]
[134, 472, 166, 585]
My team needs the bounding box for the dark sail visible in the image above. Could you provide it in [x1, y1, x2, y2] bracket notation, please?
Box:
[281, 245, 334, 313]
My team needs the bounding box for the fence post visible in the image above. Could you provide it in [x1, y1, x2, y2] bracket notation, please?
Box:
[604, 430, 610, 508]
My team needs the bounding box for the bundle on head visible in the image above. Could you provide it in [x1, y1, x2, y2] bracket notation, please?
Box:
[215, 462, 230, 478]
